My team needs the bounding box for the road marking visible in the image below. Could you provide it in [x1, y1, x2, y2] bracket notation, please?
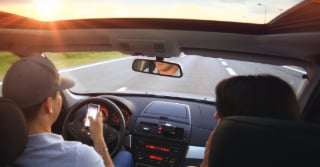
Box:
[282, 66, 307, 74]
[221, 61, 228, 66]
[226, 67, 237, 76]
[218, 58, 237, 76]
[59, 57, 132, 73]
[117, 87, 128, 92]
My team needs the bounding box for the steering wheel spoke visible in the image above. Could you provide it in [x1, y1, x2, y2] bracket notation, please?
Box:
[105, 125, 119, 144]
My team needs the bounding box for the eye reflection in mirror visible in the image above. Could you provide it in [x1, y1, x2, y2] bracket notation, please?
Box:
[132, 59, 183, 77]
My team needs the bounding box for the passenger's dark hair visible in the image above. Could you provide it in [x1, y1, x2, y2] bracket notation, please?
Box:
[215, 75, 301, 120]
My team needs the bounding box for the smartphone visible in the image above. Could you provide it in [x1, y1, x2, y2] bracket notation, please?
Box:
[84, 103, 100, 127]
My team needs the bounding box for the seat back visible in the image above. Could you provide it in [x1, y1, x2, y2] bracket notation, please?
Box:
[0, 98, 27, 166]
[209, 116, 320, 167]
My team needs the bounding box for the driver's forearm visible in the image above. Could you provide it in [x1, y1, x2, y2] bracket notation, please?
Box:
[93, 138, 115, 167]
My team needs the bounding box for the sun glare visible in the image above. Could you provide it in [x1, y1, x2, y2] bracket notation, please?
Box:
[33, 0, 61, 21]
[0, 0, 302, 23]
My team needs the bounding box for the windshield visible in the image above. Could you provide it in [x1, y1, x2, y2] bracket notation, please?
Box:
[0, 0, 302, 24]
[2, 51, 304, 102]
[0, 52, 307, 101]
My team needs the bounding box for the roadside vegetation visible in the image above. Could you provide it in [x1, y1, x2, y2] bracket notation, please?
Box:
[0, 52, 19, 79]
[0, 51, 128, 79]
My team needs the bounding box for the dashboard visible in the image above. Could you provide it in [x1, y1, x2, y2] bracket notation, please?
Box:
[59, 93, 218, 167]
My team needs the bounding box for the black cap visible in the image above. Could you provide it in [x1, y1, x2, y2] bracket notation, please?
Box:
[2, 55, 75, 109]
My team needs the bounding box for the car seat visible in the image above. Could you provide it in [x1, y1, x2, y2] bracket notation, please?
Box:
[0, 98, 27, 166]
[208, 116, 320, 167]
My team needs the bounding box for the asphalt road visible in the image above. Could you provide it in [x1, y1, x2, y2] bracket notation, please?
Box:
[0, 56, 305, 99]
[56, 55, 306, 100]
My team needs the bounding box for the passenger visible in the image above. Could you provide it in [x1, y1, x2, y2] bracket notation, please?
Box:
[200, 75, 301, 167]
[2, 54, 133, 167]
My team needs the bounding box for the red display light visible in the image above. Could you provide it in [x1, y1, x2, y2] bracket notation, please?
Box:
[149, 155, 163, 161]
[146, 144, 170, 152]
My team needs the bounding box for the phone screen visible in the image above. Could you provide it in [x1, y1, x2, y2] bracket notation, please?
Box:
[84, 104, 100, 127]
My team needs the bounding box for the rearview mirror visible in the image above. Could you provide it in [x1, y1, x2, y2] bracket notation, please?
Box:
[132, 59, 183, 77]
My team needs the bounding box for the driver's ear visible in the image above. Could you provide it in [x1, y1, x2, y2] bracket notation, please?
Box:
[43, 97, 54, 114]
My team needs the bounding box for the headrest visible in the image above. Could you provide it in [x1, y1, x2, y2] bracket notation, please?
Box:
[209, 116, 320, 167]
[0, 98, 28, 166]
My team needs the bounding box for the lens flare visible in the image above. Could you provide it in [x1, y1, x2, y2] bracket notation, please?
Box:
[32, 0, 61, 21]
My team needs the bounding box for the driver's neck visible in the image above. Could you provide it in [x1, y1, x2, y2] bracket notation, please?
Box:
[27, 119, 52, 135]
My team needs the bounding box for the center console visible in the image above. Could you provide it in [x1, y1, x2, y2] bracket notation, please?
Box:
[132, 101, 191, 167]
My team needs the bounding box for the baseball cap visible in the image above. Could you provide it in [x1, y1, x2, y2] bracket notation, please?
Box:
[2, 54, 75, 109]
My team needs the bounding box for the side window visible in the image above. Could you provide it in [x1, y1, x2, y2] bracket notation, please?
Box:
[0, 52, 19, 97]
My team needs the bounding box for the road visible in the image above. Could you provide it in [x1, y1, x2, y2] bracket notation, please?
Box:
[56, 55, 305, 100]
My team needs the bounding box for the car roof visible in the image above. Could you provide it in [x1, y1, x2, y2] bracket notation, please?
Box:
[0, 0, 319, 69]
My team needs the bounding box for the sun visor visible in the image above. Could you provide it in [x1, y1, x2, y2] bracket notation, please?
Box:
[116, 39, 180, 57]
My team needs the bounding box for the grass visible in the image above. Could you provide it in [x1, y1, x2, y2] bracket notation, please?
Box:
[0, 51, 128, 79]
[0, 52, 20, 79]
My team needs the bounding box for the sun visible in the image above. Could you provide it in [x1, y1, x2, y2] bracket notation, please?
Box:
[33, 0, 61, 21]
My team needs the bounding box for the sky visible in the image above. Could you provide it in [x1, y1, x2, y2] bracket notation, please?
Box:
[0, 0, 302, 23]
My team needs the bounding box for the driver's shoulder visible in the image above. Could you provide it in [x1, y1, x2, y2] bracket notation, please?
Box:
[29, 133, 97, 156]
[72, 142, 104, 166]
[58, 138, 104, 166]
[61, 138, 96, 156]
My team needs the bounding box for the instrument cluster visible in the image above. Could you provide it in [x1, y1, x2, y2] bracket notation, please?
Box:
[100, 105, 131, 126]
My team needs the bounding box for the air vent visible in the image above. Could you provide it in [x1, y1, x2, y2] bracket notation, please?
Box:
[163, 127, 185, 139]
[140, 122, 158, 127]
[175, 127, 185, 139]
[138, 122, 159, 134]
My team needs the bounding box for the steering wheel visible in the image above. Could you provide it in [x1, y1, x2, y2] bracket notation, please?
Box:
[62, 97, 126, 157]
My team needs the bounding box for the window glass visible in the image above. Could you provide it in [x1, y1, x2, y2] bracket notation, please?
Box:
[45, 52, 306, 101]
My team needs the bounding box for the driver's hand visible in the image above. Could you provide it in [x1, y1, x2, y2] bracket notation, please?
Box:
[88, 111, 105, 143]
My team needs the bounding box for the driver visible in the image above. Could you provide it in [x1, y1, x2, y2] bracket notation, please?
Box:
[154, 61, 180, 76]
[2, 54, 133, 167]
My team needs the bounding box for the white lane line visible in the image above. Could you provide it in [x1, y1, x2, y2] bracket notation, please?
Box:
[282, 66, 307, 75]
[221, 61, 228, 66]
[117, 87, 128, 92]
[59, 57, 131, 73]
[226, 67, 237, 76]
